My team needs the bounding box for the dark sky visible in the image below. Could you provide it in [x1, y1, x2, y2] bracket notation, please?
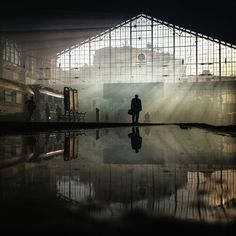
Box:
[1, 0, 235, 53]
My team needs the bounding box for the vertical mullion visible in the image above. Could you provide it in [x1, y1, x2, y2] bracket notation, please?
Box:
[219, 41, 221, 81]
[151, 17, 153, 82]
[196, 33, 198, 82]
[130, 21, 132, 81]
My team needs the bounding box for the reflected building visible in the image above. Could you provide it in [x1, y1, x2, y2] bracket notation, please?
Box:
[0, 132, 64, 168]
[63, 132, 80, 161]
[54, 126, 236, 221]
[56, 163, 236, 221]
[0, 127, 236, 222]
[0, 135, 33, 168]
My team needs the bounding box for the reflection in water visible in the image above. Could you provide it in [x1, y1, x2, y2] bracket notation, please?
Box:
[145, 127, 151, 136]
[0, 126, 236, 223]
[64, 132, 80, 161]
[128, 127, 142, 153]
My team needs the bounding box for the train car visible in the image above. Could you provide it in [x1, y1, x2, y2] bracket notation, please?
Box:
[0, 134, 32, 168]
[0, 132, 64, 168]
[0, 78, 34, 121]
[0, 78, 64, 121]
[31, 85, 64, 121]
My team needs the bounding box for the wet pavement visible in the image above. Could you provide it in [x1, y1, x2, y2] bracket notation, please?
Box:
[1, 125, 236, 234]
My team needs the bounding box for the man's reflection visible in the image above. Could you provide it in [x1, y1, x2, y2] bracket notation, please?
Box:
[25, 136, 37, 153]
[128, 127, 142, 153]
[24, 135, 40, 161]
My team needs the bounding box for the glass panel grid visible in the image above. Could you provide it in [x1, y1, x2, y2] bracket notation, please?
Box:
[57, 14, 236, 84]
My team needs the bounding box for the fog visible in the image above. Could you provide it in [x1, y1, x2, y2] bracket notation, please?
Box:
[73, 81, 236, 125]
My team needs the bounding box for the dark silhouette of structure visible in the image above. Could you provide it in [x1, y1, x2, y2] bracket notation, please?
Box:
[45, 103, 50, 121]
[24, 134, 41, 161]
[56, 105, 62, 121]
[128, 127, 142, 153]
[130, 95, 142, 123]
[96, 108, 100, 122]
[25, 96, 36, 121]
[25, 135, 37, 153]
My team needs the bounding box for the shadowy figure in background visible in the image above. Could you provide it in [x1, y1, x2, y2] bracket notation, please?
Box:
[144, 112, 150, 123]
[128, 127, 142, 153]
[24, 135, 40, 161]
[96, 108, 100, 122]
[25, 96, 36, 121]
[56, 105, 62, 121]
[45, 103, 50, 121]
[25, 135, 37, 154]
[56, 132, 62, 142]
[130, 94, 142, 123]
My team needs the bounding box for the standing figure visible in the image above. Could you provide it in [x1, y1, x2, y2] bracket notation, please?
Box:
[25, 96, 36, 121]
[96, 108, 100, 122]
[56, 105, 62, 121]
[130, 94, 142, 123]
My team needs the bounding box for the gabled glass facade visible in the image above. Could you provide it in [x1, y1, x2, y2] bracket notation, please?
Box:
[57, 14, 236, 84]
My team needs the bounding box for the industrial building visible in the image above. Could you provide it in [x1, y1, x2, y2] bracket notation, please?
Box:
[0, 14, 236, 124]
[57, 14, 236, 84]
[0, 10, 236, 234]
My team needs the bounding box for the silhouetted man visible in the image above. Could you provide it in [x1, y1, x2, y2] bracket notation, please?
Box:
[25, 96, 36, 121]
[130, 94, 142, 123]
[56, 105, 62, 121]
[128, 127, 142, 153]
